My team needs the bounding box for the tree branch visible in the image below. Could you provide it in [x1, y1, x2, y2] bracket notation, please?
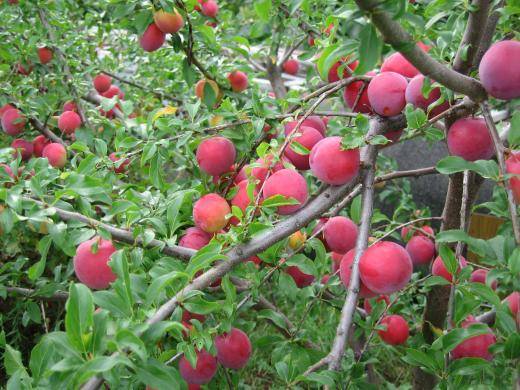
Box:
[481, 102, 520, 244]
[354, 0, 487, 101]
[472, 0, 504, 68]
[453, 0, 492, 74]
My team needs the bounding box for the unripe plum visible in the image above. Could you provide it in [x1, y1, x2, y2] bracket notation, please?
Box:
[479, 40, 520, 100]
[447, 118, 494, 161]
[42, 143, 67, 168]
[230, 180, 258, 225]
[73, 237, 117, 289]
[93, 74, 112, 94]
[201, 0, 219, 18]
[215, 328, 252, 369]
[32, 135, 50, 158]
[179, 227, 212, 250]
[288, 230, 306, 250]
[193, 193, 231, 233]
[179, 349, 217, 385]
[364, 295, 390, 314]
[309, 136, 360, 185]
[11, 139, 33, 161]
[359, 241, 413, 294]
[367, 72, 408, 117]
[405, 236, 435, 266]
[140, 23, 166, 52]
[286, 265, 315, 288]
[58, 111, 81, 134]
[343, 71, 375, 114]
[323, 216, 358, 254]
[37, 47, 53, 64]
[470, 268, 497, 290]
[109, 152, 130, 173]
[284, 126, 323, 170]
[262, 169, 308, 215]
[431, 255, 467, 282]
[282, 59, 299, 75]
[378, 315, 409, 345]
[194, 79, 220, 101]
[405, 75, 449, 117]
[153, 9, 184, 34]
[451, 317, 496, 360]
[227, 70, 248, 92]
[284, 116, 327, 136]
[2, 108, 26, 136]
[196, 136, 236, 176]
[506, 152, 520, 203]
[340, 250, 377, 298]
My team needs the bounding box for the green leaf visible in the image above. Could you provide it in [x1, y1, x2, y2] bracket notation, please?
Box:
[448, 357, 490, 375]
[115, 329, 147, 361]
[431, 324, 491, 353]
[30, 337, 59, 381]
[135, 359, 181, 389]
[438, 245, 458, 277]
[256, 309, 289, 332]
[504, 333, 520, 359]
[508, 111, 520, 147]
[289, 141, 310, 155]
[146, 270, 188, 305]
[465, 283, 500, 306]
[28, 235, 52, 281]
[262, 194, 301, 208]
[254, 0, 272, 22]
[185, 242, 226, 279]
[436, 156, 499, 180]
[4, 345, 26, 376]
[405, 104, 427, 129]
[65, 284, 94, 354]
[350, 195, 362, 224]
[401, 348, 439, 373]
[303, 371, 336, 386]
[356, 24, 382, 75]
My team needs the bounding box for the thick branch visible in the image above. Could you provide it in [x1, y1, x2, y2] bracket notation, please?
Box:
[453, 0, 492, 74]
[354, 0, 487, 101]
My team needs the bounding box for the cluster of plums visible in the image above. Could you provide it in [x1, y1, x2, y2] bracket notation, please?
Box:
[139, 1, 219, 53]
[1, 74, 130, 174]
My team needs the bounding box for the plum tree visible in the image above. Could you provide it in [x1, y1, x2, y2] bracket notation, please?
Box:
[470, 269, 497, 290]
[196, 136, 236, 176]
[285, 265, 315, 288]
[11, 139, 33, 161]
[179, 349, 217, 385]
[323, 216, 358, 254]
[282, 58, 299, 75]
[340, 250, 376, 298]
[262, 168, 308, 214]
[378, 315, 409, 345]
[343, 71, 375, 114]
[506, 152, 520, 203]
[193, 193, 231, 233]
[363, 295, 390, 314]
[93, 74, 112, 93]
[405, 75, 449, 117]
[227, 70, 248, 92]
[58, 110, 81, 133]
[37, 47, 53, 64]
[367, 72, 408, 117]
[431, 255, 468, 282]
[214, 328, 252, 369]
[447, 118, 494, 161]
[479, 40, 520, 100]
[405, 236, 435, 266]
[140, 23, 166, 52]
[451, 317, 496, 360]
[1, 108, 26, 136]
[73, 237, 117, 289]
[42, 143, 67, 168]
[153, 9, 184, 34]
[359, 241, 413, 294]
[284, 126, 323, 170]
[179, 227, 212, 250]
[309, 136, 360, 185]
